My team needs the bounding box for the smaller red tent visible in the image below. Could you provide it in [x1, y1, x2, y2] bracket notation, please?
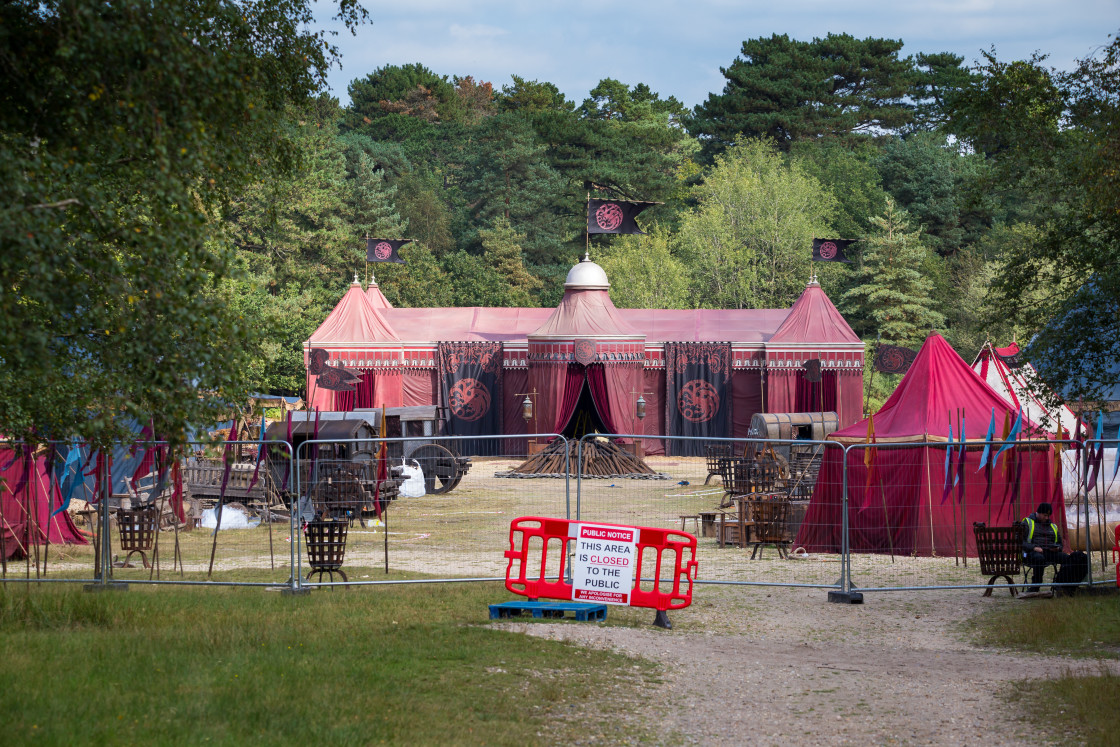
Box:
[794, 332, 1065, 557]
[1, 447, 88, 559]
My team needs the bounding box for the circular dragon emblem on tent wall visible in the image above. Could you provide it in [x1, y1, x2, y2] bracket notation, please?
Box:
[573, 338, 597, 366]
[594, 203, 624, 231]
[818, 241, 838, 260]
[677, 380, 720, 423]
[449, 378, 491, 422]
[373, 241, 394, 261]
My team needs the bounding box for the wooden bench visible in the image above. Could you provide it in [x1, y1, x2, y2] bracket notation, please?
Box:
[973, 522, 1061, 597]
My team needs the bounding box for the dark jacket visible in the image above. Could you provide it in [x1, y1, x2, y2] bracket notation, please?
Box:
[1021, 512, 1061, 553]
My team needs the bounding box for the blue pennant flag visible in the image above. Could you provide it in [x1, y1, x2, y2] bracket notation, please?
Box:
[953, 413, 966, 487]
[1087, 411, 1106, 492]
[940, 423, 954, 504]
[992, 407, 1022, 470]
[976, 408, 996, 473]
[51, 442, 83, 517]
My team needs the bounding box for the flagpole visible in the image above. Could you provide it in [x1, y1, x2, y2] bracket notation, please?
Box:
[44, 445, 56, 577]
[585, 192, 590, 261]
[945, 416, 959, 566]
[957, 409, 967, 568]
[924, 430, 941, 561]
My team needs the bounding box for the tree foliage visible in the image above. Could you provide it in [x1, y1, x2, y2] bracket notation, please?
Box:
[841, 199, 945, 344]
[0, 0, 364, 444]
[674, 139, 836, 310]
[690, 33, 921, 157]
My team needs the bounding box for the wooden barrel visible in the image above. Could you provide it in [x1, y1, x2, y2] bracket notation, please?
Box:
[748, 412, 839, 442]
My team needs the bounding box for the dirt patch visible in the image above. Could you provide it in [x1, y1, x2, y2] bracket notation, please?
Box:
[497, 585, 1118, 746]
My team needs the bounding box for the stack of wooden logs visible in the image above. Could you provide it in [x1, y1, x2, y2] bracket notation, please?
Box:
[513, 438, 656, 477]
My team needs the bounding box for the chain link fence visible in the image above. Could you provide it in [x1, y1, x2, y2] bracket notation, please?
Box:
[2, 435, 1116, 598]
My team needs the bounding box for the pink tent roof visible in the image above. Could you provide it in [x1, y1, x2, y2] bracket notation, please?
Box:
[365, 281, 393, 310]
[376, 307, 791, 344]
[305, 270, 860, 347]
[530, 288, 642, 339]
[831, 332, 1023, 443]
[308, 279, 399, 345]
[387, 307, 551, 342]
[769, 281, 861, 345]
[972, 341, 1083, 439]
[616, 308, 789, 343]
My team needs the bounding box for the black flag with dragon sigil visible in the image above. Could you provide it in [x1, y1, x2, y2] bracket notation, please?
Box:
[366, 238, 411, 264]
[665, 342, 732, 456]
[587, 199, 656, 235]
[873, 343, 918, 375]
[812, 238, 855, 263]
[437, 342, 503, 456]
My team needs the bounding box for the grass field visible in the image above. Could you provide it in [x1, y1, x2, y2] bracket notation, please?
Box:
[0, 581, 663, 746]
[967, 590, 1120, 747]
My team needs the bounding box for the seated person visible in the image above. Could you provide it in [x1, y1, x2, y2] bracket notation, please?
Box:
[1021, 502, 1068, 593]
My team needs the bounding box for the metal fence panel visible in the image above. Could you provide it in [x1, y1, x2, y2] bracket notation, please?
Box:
[574, 434, 844, 589]
[294, 434, 568, 586]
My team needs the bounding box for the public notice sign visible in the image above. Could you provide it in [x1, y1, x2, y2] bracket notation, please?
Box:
[571, 523, 638, 605]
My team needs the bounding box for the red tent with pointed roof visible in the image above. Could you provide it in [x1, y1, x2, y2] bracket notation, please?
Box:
[306, 278, 403, 411]
[794, 332, 1065, 557]
[365, 279, 393, 310]
[301, 260, 867, 455]
[765, 281, 865, 426]
[527, 259, 646, 439]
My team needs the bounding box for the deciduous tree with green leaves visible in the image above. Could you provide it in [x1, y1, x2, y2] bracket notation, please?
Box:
[674, 139, 838, 310]
[596, 227, 689, 310]
[0, 0, 366, 444]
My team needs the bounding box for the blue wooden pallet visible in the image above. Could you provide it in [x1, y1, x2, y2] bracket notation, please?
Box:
[488, 601, 607, 621]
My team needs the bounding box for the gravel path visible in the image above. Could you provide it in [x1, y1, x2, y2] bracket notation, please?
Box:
[498, 585, 1118, 746]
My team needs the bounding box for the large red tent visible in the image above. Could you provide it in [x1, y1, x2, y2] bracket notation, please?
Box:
[1, 447, 88, 559]
[305, 259, 867, 454]
[794, 332, 1065, 557]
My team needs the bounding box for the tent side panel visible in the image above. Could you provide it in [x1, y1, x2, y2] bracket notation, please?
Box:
[402, 370, 437, 407]
[839, 368, 864, 428]
[731, 370, 764, 440]
[503, 368, 529, 455]
[640, 367, 666, 456]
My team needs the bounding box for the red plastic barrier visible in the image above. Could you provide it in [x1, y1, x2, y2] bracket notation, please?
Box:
[504, 516, 698, 611]
[1113, 524, 1119, 589]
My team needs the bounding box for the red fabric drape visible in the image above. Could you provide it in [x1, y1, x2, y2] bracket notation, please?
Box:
[334, 370, 403, 411]
[586, 364, 642, 440]
[1, 450, 87, 558]
[732, 371, 764, 439]
[794, 444, 1065, 557]
[766, 369, 796, 413]
[402, 370, 437, 407]
[503, 369, 529, 455]
[838, 369, 864, 427]
[554, 366, 586, 433]
[641, 368, 666, 455]
[794, 372, 837, 413]
[530, 363, 585, 438]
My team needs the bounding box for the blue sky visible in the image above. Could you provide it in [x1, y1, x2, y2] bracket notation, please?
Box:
[317, 1, 1117, 109]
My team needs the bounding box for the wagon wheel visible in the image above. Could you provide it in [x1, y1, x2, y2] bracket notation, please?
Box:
[411, 443, 460, 495]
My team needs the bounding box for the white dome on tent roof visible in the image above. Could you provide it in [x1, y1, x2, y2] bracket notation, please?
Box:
[564, 254, 610, 290]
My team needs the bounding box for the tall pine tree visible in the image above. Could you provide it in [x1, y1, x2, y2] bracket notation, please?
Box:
[842, 198, 945, 344]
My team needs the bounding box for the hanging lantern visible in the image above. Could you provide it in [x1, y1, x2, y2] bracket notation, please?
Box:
[636, 394, 647, 421]
[521, 395, 533, 422]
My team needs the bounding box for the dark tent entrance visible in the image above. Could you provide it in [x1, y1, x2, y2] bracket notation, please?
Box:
[558, 380, 610, 440]
[530, 361, 643, 443]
